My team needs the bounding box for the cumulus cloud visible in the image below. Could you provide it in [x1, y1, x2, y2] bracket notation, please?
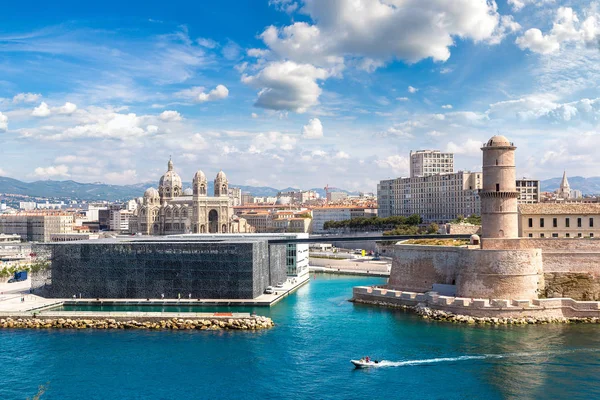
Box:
[301, 118, 323, 139]
[442, 104, 453, 109]
[104, 169, 138, 185]
[242, 61, 329, 113]
[56, 102, 77, 114]
[0, 112, 7, 132]
[261, 0, 516, 69]
[198, 85, 229, 102]
[159, 110, 182, 122]
[445, 138, 483, 156]
[13, 93, 42, 103]
[408, 86, 419, 94]
[516, 7, 600, 54]
[249, 131, 297, 153]
[375, 155, 409, 175]
[33, 165, 70, 178]
[334, 151, 350, 159]
[251, 113, 258, 119]
[32, 102, 51, 117]
[179, 133, 208, 151]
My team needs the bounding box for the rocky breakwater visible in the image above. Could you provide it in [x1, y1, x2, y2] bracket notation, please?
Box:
[0, 317, 275, 331]
[413, 304, 600, 325]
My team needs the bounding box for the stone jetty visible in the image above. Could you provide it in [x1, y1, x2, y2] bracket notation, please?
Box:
[0, 316, 274, 330]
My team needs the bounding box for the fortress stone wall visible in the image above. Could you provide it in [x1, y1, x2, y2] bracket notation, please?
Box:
[387, 244, 543, 300]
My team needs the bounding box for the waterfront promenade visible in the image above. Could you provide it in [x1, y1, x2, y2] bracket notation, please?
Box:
[309, 256, 391, 277]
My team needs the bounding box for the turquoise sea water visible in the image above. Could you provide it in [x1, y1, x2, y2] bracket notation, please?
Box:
[2, 274, 600, 399]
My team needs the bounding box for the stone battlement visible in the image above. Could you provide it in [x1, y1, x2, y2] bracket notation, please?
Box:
[352, 286, 600, 319]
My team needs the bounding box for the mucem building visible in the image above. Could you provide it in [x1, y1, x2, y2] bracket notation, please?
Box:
[32, 237, 287, 299]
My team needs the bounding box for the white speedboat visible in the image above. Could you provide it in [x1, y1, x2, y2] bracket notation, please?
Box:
[351, 359, 380, 368]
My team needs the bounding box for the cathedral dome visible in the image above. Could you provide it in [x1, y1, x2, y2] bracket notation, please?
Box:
[194, 170, 207, 182]
[183, 187, 193, 196]
[215, 170, 227, 181]
[144, 187, 159, 198]
[158, 158, 183, 198]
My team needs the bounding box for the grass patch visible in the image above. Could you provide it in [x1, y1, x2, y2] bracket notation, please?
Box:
[403, 239, 470, 246]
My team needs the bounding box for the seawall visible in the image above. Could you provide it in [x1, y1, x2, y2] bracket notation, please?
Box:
[352, 286, 600, 323]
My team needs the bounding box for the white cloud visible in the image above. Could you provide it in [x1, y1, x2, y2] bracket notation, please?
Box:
[32, 102, 51, 117]
[442, 104, 453, 109]
[408, 86, 419, 94]
[516, 7, 600, 54]
[159, 110, 182, 122]
[54, 155, 92, 164]
[270, 0, 298, 14]
[198, 85, 229, 102]
[56, 102, 77, 114]
[179, 133, 208, 151]
[0, 112, 7, 132]
[197, 38, 218, 48]
[375, 155, 409, 175]
[445, 138, 482, 156]
[301, 118, 323, 139]
[334, 150, 350, 159]
[13, 93, 42, 103]
[33, 165, 70, 178]
[104, 169, 138, 185]
[251, 113, 258, 119]
[146, 125, 159, 133]
[247, 48, 270, 58]
[508, 0, 555, 12]
[242, 61, 329, 113]
[260, 0, 514, 70]
[0, 168, 6, 176]
[249, 131, 297, 153]
[396, 97, 409, 101]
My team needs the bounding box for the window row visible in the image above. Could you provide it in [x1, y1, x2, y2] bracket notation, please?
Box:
[528, 217, 594, 228]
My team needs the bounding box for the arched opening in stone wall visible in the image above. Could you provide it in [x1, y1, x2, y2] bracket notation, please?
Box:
[209, 210, 219, 233]
[222, 224, 227, 233]
[200, 224, 206, 233]
[499, 229, 504, 237]
[193, 224, 198, 233]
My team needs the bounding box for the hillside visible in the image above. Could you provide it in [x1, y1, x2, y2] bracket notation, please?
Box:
[0, 176, 356, 202]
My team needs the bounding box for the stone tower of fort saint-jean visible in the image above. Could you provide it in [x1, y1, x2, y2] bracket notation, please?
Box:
[480, 135, 519, 239]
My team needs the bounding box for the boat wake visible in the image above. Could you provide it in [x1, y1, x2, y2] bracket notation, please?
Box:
[365, 349, 598, 368]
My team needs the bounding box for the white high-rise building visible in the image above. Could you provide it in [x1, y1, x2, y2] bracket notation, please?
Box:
[378, 171, 482, 223]
[410, 150, 454, 178]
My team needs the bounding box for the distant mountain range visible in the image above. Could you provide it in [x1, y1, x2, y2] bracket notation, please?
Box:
[0, 176, 357, 202]
[540, 176, 600, 195]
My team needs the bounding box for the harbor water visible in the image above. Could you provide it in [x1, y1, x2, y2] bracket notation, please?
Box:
[1, 274, 600, 399]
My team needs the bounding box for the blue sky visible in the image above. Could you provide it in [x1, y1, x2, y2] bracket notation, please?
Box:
[1, 0, 599, 191]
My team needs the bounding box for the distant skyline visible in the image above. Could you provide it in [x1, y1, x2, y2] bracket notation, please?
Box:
[1, 0, 599, 192]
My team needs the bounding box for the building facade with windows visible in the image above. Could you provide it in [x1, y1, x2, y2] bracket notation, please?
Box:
[377, 171, 482, 223]
[518, 203, 600, 238]
[0, 212, 75, 242]
[410, 150, 454, 177]
[516, 179, 540, 204]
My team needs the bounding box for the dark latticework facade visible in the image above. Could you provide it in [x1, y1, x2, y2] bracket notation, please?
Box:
[32, 240, 286, 299]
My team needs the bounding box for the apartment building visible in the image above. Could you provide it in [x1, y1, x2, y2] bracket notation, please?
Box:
[516, 179, 540, 204]
[0, 212, 75, 242]
[378, 171, 482, 223]
[410, 150, 454, 177]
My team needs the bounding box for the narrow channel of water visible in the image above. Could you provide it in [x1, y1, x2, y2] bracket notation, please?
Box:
[2, 274, 600, 399]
